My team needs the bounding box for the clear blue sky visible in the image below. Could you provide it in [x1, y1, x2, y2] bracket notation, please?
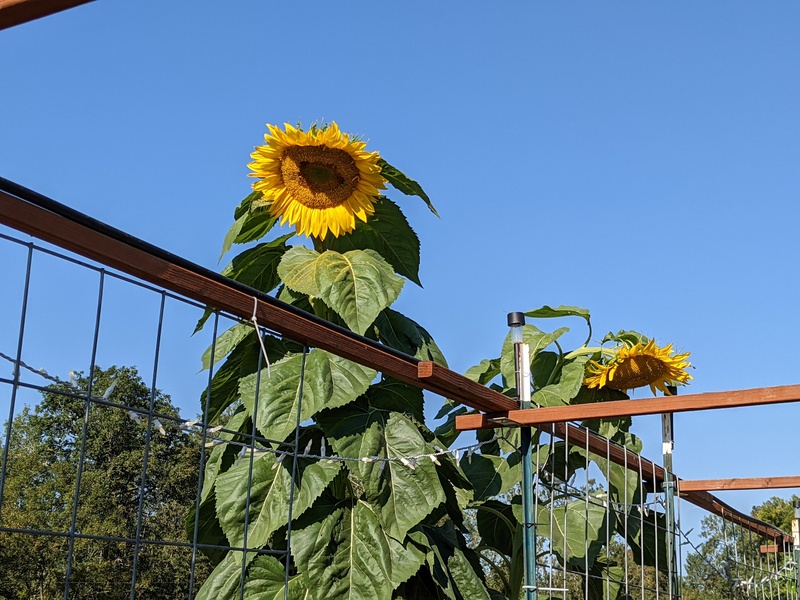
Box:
[2, 0, 800, 533]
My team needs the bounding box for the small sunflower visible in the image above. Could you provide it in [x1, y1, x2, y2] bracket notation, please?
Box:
[584, 340, 692, 396]
[248, 122, 386, 239]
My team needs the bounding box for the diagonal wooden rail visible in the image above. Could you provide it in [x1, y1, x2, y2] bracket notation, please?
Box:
[0, 0, 94, 30]
[0, 177, 791, 546]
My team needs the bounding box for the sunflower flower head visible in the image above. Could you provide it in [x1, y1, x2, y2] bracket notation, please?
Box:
[248, 122, 387, 239]
[584, 339, 692, 396]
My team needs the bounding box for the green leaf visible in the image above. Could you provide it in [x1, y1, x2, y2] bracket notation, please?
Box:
[201, 323, 253, 371]
[373, 309, 448, 366]
[279, 247, 404, 335]
[203, 332, 296, 424]
[525, 305, 590, 323]
[433, 406, 468, 448]
[378, 159, 438, 217]
[366, 378, 425, 423]
[293, 499, 424, 600]
[317, 403, 446, 540]
[500, 324, 568, 386]
[464, 358, 501, 386]
[448, 547, 491, 600]
[434, 398, 461, 420]
[531, 351, 559, 389]
[624, 509, 669, 568]
[326, 196, 422, 286]
[216, 453, 341, 549]
[240, 349, 376, 442]
[194, 551, 253, 600]
[193, 306, 216, 335]
[244, 554, 310, 600]
[200, 410, 250, 502]
[219, 191, 277, 259]
[531, 356, 589, 408]
[475, 499, 519, 557]
[460, 454, 518, 502]
[532, 500, 608, 568]
[220, 234, 293, 293]
[601, 329, 649, 347]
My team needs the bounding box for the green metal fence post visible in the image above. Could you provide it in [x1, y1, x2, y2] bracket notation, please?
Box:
[793, 500, 800, 596]
[509, 312, 537, 600]
[662, 386, 679, 598]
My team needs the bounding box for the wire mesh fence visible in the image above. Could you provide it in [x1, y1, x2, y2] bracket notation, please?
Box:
[1, 183, 798, 599]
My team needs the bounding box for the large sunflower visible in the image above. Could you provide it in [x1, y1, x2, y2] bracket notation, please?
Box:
[584, 340, 692, 396]
[248, 122, 386, 239]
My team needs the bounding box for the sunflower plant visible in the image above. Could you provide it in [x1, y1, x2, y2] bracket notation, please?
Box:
[192, 122, 490, 600]
[435, 309, 693, 599]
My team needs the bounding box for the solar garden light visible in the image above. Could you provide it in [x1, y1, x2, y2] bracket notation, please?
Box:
[508, 311, 537, 600]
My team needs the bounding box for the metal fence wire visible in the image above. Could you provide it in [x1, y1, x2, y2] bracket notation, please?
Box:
[0, 179, 797, 599]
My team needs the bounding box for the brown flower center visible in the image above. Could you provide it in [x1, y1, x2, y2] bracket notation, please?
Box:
[607, 355, 667, 390]
[280, 145, 360, 209]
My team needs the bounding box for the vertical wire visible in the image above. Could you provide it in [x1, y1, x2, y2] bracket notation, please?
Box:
[562, 426, 569, 594]
[584, 426, 590, 599]
[63, 269, 105, 600]
[747, 526, 755, 599]
[605, 434, 611, 600]
[652, 462, 660, 600]
[0, 242, 33, 520]
[675, 479, 683, 600]
[533, 427, 542, 594]
[239, 328, 265, 599]
[188, 310, 221, 597]
[638, 451, 645, 598]
[548, 425, 556, 594]
[129, 291, 166, 599]
[283, 344, 308, 599]
[623, 444, 630, 599]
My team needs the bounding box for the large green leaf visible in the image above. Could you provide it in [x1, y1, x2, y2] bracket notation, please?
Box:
[499, 324, 569, 386]
[377, 159, 438, 217]
[219, 191, 278, 259]
[216, 452, 341, 549]
[373, 309, 448, 366]
[448, 547, 491, 600]
[624, 509, 669, 569]
[531, 356, 589, 408]
[475, 499, 519, 556]
[460, 454, 519, 502]
[525, 305, 590, 323]
[220, 234, 293, 294]
[366, 378, 425, 423]
[201, 323, 253, 371]
[528, 500, 608, 567]
[239, 349, 376, 442]
[464, 358, 501, 386]
[244, 554, 311, 600]
[293, 499, 424, 600]
[317, 402, 446, 540]
[279, 247, 404, 335]
[195, 551, 253, 600]
[202, 332, 297, 424]
[326, 197, 422, 286]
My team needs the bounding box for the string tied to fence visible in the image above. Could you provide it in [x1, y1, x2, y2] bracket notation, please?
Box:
[251, 296, 271, 378]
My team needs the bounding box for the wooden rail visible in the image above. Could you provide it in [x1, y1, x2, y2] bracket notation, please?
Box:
[680, 476, 800, 493]
[454, 384, 800, 431]
[0, 178, 791, 546]
[0, 0, 94, 30]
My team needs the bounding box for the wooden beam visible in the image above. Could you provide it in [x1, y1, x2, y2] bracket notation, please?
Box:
[680, 476, 800, 493]
[0, 185, 515, 415]
[455, 384, 800, 430]
[0, 0, 94, 30]
[417, 362, 517, 412]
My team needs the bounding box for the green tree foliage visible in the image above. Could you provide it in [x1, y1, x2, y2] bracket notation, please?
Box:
[0, 366, 211, 599]
[753, 495, 800, 533]
[682, 495, 799, 600]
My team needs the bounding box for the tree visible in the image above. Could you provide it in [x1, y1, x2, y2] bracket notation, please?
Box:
[682, 494, 799, 600]
[0, 365, 212, 599]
